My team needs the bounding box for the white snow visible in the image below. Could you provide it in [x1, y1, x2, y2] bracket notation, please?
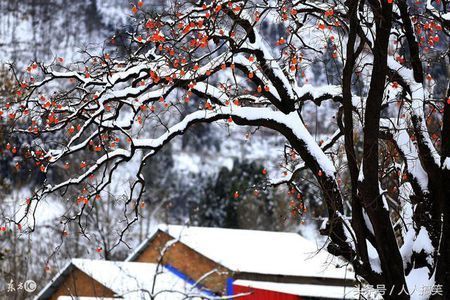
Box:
[358, 161, 364, 182]
[401, 229, 415, 269]
[3, 189, 62, 225]
[293, 84, 342, 100]
[173, 153, 201, 174]
[413, 227, 434, 261]
[149, 225, 355, 280]
[36, 259, 206, 300]
[406, 267, 435, 300]
[362, 209, 374, 235]
[366, 240, 382, 274]
[442, 158, 450, 170]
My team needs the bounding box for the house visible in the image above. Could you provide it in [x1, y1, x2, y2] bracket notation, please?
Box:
[127, 225, 357, 299]
[34, 259, 209, 300]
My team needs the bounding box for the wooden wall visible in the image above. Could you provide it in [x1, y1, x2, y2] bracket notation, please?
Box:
[133, 230, 231, 294]
[48, 268, 114, 300]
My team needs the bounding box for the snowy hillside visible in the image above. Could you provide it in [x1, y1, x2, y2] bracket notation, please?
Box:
[0, 0, 128, 65]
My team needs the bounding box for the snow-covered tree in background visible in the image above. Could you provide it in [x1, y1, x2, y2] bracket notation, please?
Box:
[4, 0, 450, 298]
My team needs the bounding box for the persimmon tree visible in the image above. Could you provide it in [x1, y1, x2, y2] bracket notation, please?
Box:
[4, 0, 450, 298]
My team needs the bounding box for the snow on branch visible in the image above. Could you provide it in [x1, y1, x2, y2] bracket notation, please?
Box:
[380, 118, 429, 193]
[132, 106, 336, 177]
[387, 57, 441, 167]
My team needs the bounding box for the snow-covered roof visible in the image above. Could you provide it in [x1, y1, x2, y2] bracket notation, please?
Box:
[35, 259, 207, 300]
[233, 279, 359, 299]
[129, 225, 354, 281]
